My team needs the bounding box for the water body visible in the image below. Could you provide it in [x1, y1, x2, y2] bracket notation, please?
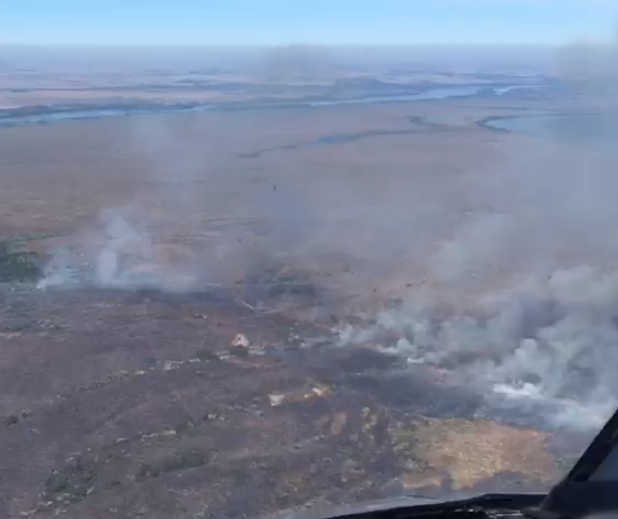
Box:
[241, 117, 452, 158]
[483, 113, 618, 148]
[0, 105, 210, 127]
[241, 129, 430, 158]
[0, 84, 541, 129]
[307, 85, 485, 106]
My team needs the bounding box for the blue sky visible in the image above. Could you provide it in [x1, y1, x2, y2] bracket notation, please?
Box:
[1, 0, 616, 46]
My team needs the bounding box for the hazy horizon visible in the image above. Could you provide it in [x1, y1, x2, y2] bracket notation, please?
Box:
[0, 43, 564, 75]
[2, 0, 616, 47]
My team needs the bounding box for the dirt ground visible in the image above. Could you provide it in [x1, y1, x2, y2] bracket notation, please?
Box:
[0, 101, 597, 518]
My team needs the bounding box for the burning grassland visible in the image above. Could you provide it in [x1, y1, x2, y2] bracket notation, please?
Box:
[0, 280, 591, 518]
[17, 201, 618, 439]
[2, 94, 618, 518]
[16, 135, 618, 517]
[333, 265, 618, 432]
[0, 219, 607, 518]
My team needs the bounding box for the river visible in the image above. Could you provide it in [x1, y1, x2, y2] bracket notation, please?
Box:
[0, 84, 541, 128]
[483, 113, 618, 148]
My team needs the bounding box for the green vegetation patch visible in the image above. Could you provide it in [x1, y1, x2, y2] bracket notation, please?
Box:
[136, 448, 210, 481]
[0, 234, 52, 283]
[43, 456, 96, 505]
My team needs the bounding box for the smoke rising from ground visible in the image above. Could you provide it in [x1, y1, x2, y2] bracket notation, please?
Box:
[38, 116, 211, 291]
[333, 128, 618, 431]
[38, 108, 618, 433]
[36, 39, 618, 432]
[337, 266, 618, 431]
[254, 44, 340, 84]
[37, 111, 326, 293]
[328, 35, 618, 432]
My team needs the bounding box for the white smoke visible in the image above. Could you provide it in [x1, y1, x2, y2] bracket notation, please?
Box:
[337, 264, 618, 431]
[38, 209, 200, 292]
[37, 114, 213, 292]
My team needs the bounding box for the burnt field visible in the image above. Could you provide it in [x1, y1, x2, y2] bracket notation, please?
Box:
[0, 100, 615, 518]
[0, 281, 592, 519]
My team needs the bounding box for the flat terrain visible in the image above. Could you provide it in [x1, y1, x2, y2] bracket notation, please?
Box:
[0, 285, 587, 519]
[0, 44, 554, 109]
[0, 74, 610, 519]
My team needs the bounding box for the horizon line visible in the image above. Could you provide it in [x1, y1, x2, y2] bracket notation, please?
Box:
[0, 42, 579, 49]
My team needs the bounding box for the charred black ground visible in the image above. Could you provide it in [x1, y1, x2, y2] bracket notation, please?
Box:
[0, 274, 596, 519]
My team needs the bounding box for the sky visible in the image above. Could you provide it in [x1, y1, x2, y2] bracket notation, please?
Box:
[1, 0, 616, 47]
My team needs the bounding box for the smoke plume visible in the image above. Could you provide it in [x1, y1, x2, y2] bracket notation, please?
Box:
[38, 115, 211, 291]
[334, 123, 618, 431]
[252, 44, 340, 84]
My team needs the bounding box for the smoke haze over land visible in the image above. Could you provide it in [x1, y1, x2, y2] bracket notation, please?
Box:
[34, 34, 618, 434]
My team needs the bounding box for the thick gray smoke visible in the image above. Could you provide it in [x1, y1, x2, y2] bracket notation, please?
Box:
[334, 127, 618, 431]
[255, 44, 339, 84]
[555, 38, 618, 84]
[337, 266, 618, 430]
